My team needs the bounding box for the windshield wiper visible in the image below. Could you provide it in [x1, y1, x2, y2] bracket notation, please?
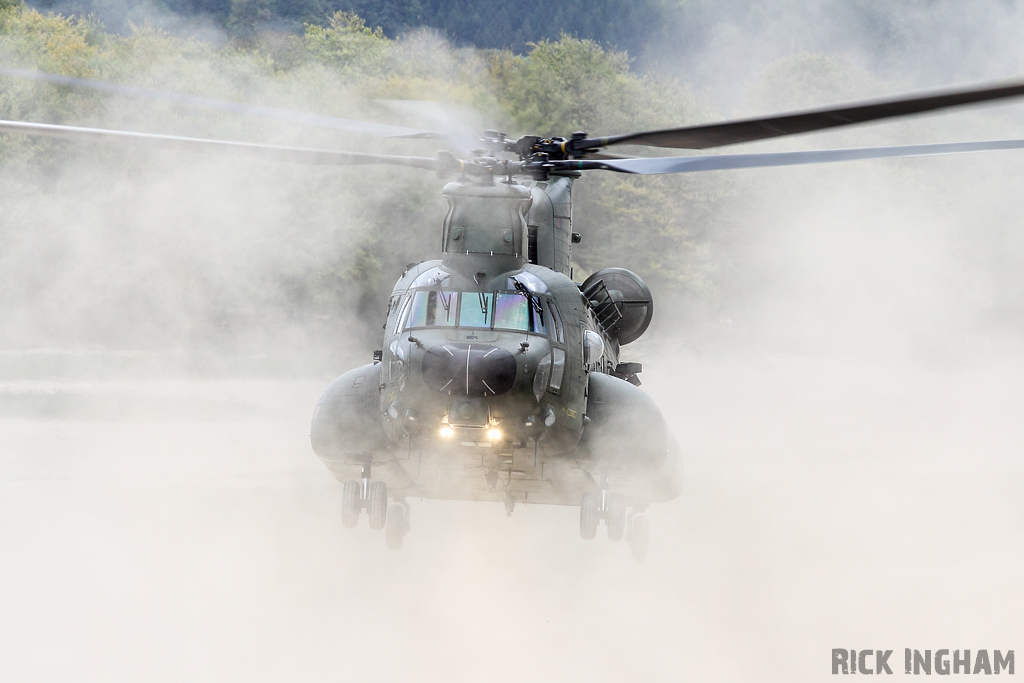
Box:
[432, 275, 453, 316]
[477, 292, 489, 319]
[513, 280, 544, 314]
[438, 290, 452, 314]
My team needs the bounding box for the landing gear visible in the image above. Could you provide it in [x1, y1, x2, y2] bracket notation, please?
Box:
[580, 491, 600, 540]
[340, 465, 410, 549]
[368, 481, 388, 530]
[606, 493, 626, 541]
[579, 482, 649, 560]
[627, 511, 650, 561]
[341, 480, 360, 528]
[578, 489, 626, 541]
[341, 466, 378, 528]
[386, 501, 410, 550]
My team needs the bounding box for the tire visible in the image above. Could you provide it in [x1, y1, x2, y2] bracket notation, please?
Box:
[368, 481, 388, 530]
[341, 480, 361, 529]
[580, 492, 599, 540]
[386, 504, 406, 550]
[606, 493, 626, 542]
[629, 514, 650, 562]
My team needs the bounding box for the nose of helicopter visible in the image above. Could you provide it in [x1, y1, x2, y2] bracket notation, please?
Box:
[421, 343, 517, 397]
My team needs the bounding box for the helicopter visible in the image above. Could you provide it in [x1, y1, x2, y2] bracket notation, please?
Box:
[5, 67, 1024, 560]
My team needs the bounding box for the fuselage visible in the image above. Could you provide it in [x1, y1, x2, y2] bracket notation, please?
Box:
[310, 173, 681, 509]
[379, 260, 617, 458]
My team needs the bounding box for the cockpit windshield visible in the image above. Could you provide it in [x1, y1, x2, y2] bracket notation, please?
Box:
[460, 292, 493, 328]
[407, 289, 457, 327]
[404, 289, 551, 334]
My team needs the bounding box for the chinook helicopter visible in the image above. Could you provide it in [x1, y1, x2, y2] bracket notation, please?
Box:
[6, 67, 1024, 559]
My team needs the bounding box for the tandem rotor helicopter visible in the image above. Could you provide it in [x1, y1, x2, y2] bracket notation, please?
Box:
[5, 65, 1024, 559]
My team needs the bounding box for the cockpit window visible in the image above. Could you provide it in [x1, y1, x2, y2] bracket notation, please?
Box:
[530, 302, 547, 336]
[547, 300, 564, 343]
[493, 293, 529, 331]
[408, 289, 456, 328]
[459, 292, 494, 328]
[404, 289, 550, 335]
[393, 294, 412, 333]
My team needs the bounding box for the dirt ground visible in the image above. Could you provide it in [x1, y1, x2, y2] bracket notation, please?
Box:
[1, 352, 1022, 681]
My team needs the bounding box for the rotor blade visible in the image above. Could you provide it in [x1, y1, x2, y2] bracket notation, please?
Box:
[562, 138, 1024, 175]
[584, 150, 639, 160]
[375, 99, 484, 152]
[579, 80, 1024, 151]
[0, 119, 443, 169]
[0, 67, 438, 140]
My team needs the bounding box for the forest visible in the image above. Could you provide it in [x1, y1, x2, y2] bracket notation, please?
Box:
[25, 0, 673, 55]
[2, 0, 1024, 374]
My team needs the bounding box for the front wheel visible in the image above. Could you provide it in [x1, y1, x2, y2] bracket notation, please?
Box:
[628, 514, 650, 561]
[606, 493, 626, 542]
[386, 504, 407, 550]
[341, 480, 361, 528]
[368, 481, 388, 530]
[580, 492, 599, 540]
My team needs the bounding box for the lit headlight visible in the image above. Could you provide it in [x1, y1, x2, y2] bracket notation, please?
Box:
[487, 428, 502, 441]
[439, 426, 454, 438]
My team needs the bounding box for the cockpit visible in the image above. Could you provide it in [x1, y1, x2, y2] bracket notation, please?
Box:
[398, 288, 563, 340]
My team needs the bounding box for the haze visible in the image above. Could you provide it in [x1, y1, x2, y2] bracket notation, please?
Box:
[2, 1, 1024, 681]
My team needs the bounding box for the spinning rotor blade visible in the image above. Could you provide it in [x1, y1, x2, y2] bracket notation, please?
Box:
[577, 80, 1024, 151]
[583, 150, 640, 160]
[0, 119, 444, 170]
[0, 67, 438, 139]
[565, 138, 1024, 175]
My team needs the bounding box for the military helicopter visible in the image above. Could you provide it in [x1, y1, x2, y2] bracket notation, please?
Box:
[6, 67, 1024, 559]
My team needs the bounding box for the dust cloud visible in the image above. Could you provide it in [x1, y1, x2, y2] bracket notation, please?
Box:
[3, 2, 1024, 682]
[3, 356, 1023, 680]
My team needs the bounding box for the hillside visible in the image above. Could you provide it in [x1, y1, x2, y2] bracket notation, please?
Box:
[28, 0, 674, 58]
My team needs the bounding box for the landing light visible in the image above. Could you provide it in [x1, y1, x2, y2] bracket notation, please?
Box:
[440, 426, 454, 438]
[487, 429, 502, 441]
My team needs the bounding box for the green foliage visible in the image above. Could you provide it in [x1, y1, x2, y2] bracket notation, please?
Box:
[228, 0, 273, 40]
[31, 0, 674, 60]
[0, 4, 99, 77]
[490, 36, 632, 135]
[303, 11, 391, 77]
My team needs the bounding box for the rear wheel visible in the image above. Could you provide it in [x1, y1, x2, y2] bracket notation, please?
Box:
[628, 514, 650, 561]
[606, 493, 626, 541]
[368, 481, 388, 530]
[386, 504, 407, 550]
[580, 492, 599, 540]
[341, 480, 360, 529]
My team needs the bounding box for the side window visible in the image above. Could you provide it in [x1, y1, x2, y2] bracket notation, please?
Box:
[529, 301, 547, 335]
[582, 329, 604, 368]
[547, 300, 564, 343]
[393, 295, 412, 333]
[549, 348, 566, 392]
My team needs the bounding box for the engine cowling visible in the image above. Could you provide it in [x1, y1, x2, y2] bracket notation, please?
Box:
[581, 268, 654, 345]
